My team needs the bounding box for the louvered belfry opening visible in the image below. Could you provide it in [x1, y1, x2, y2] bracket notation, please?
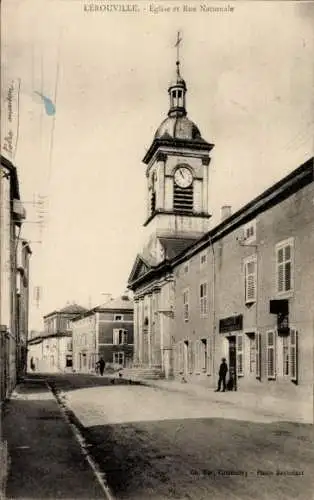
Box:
[151, 190, 156, 214]
[173, 184, 193, 212]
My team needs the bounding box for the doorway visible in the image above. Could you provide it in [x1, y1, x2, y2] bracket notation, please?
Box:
[227, 336, 237, 390]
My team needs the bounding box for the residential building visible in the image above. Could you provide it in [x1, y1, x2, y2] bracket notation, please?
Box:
[72, 295, 134, 373]
[171, 158, 314, 397]
[0, 156, 29, 402]
[127, 49, 314, 399]
[39, 303, 87, 372]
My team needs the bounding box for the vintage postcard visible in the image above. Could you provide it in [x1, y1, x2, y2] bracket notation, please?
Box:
[1, 1, 313, 499]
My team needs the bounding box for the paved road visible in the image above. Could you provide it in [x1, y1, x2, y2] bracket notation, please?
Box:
[47, 373, 314, 500]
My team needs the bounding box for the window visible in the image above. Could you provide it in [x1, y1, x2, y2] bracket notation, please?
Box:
[67, 341, 73, 351]
[183, 262, 189, 274]
[113, 329, 128, 345]
[255, 332, 261, 379]
[113, 352, 124, 366]
[236, 334, 244, 376]
[183, 290, 189, 322]
[266, 330, 276, 379]
[276, 238, 294, 294]
[244, 256, 257, 303]
[200, 282, 208, 317]
[114, 314, 124, 321]
[66, 355, 72, 367]
[243, 220, 256, 243]
[200, 251, 207, 265]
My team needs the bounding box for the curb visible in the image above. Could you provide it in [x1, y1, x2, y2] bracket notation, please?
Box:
[47, 380, 116, 500]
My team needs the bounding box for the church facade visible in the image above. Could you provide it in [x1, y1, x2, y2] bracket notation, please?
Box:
[127, 50, 314, 397]
[128, 56, 214, 379]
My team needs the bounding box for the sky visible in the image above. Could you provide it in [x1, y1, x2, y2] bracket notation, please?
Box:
[2, 0, 314, 330]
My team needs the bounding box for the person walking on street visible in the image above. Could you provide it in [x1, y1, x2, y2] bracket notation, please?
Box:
[215, 358, 228, 392]
[96, 357, 105, 376]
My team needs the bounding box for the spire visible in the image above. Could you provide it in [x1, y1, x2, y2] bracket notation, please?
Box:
[168, 31, 187, 118]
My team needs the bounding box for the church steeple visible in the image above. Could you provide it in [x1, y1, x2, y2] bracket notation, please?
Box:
[168, 32, 187, 118]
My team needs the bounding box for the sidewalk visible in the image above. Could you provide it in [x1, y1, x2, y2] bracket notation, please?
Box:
[119, 374, 313, 424]
[1, 377, 106, 500]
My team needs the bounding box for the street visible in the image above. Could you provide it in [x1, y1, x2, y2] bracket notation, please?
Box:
[46, 373, 313, 500]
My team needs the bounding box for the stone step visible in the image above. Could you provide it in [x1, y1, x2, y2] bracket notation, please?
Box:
[122, 367, 164, 380]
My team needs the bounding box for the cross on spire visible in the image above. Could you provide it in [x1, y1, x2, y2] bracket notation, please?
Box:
[174, 31, 182, 76]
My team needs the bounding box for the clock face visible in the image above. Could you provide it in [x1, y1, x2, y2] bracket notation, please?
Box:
[174, 166, 193, 188]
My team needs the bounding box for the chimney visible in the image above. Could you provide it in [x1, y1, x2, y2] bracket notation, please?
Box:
[221, 205, 232, 221]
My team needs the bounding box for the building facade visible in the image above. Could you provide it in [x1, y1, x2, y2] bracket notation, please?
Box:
[171, 159, 314, 396]
[0, 156, 29, 401]
[127, 53, 314, 398]
[72, 295, 134, 373]
[39, 303, 87, 372]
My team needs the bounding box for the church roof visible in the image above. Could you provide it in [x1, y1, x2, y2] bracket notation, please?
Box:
[154, 115, 203, 141]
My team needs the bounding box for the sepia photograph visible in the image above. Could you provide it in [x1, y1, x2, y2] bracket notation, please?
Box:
[1, 1, 313, 499]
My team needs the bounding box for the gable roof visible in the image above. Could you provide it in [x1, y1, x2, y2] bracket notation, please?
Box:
[128, 254, 153, 284]
[71, 295, 134, 322]
[44, 303, 87, 319]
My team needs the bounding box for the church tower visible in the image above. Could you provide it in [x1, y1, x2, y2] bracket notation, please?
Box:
[142, 34, 214, 264]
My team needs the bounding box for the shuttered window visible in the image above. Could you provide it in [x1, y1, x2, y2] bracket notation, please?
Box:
[113, 329, 128, 345]
[236, 334, 244, 376]
[290, 328, 298, 383]
[266, 330, 276, 379]
[183, 290, 189, 322]
[276, 239, 294, 294]
[200, 282, 208, 317]
[244, 257, 257, 303]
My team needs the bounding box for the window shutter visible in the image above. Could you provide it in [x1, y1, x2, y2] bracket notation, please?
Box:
[195, 340, 200, 373]
[289, 328, 298, 383]
[236, 334, 244, 376]
[244, 259, 257, 303]
[255, 332, 261, 379]
[113, 329, 119, 345]
[178, 342, 183, 373]
[188, 342, 193, 373]
[266, 330, 276, 379]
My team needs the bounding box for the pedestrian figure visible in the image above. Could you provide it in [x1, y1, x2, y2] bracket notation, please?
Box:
[96, 357, 105, 376]
[30, 357, 35, 372]
[215, 358, 228, 392]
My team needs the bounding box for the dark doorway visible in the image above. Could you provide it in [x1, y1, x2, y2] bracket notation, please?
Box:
[228, 336, 237, 391]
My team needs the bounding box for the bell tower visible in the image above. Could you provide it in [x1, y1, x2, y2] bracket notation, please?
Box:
[142, 33, 214, 264]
